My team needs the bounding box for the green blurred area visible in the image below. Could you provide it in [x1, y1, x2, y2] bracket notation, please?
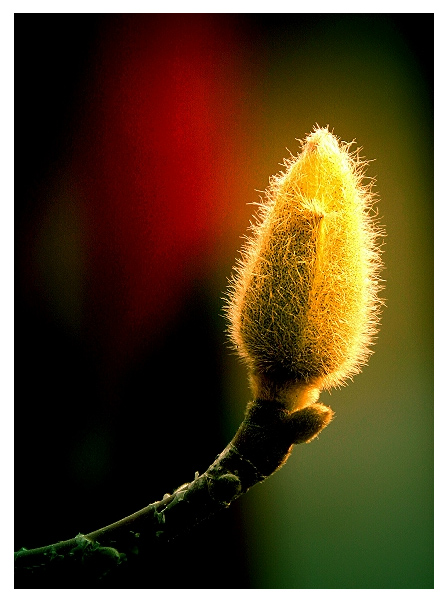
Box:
[223, 14, 433, 589]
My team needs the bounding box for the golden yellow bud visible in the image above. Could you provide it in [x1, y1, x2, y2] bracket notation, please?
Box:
[225, 126, 384, 410]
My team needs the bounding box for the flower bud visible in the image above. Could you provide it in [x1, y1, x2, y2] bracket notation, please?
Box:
[225, 126, 384, 409]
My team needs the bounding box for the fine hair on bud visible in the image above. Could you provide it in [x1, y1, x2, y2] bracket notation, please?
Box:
[224, 126, 384, 401]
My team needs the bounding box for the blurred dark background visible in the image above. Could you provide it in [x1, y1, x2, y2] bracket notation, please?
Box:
[15, 14, 433, 588]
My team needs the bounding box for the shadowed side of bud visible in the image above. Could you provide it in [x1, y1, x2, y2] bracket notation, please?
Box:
[225, 126, 384, 408]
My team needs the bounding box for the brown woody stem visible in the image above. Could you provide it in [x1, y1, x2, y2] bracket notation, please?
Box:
[14, 398, 333, 587]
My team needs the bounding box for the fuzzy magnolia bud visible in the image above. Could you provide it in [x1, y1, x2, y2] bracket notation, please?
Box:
[225, 126, 384, 410]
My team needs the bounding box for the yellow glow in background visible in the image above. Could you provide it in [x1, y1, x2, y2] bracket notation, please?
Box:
[221, 14, 433, 588]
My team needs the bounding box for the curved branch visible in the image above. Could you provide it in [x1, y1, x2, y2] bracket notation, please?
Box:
[14, 399, 334, 587]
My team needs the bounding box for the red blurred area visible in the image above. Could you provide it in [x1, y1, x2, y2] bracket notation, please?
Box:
[75, 14, 256, 371]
